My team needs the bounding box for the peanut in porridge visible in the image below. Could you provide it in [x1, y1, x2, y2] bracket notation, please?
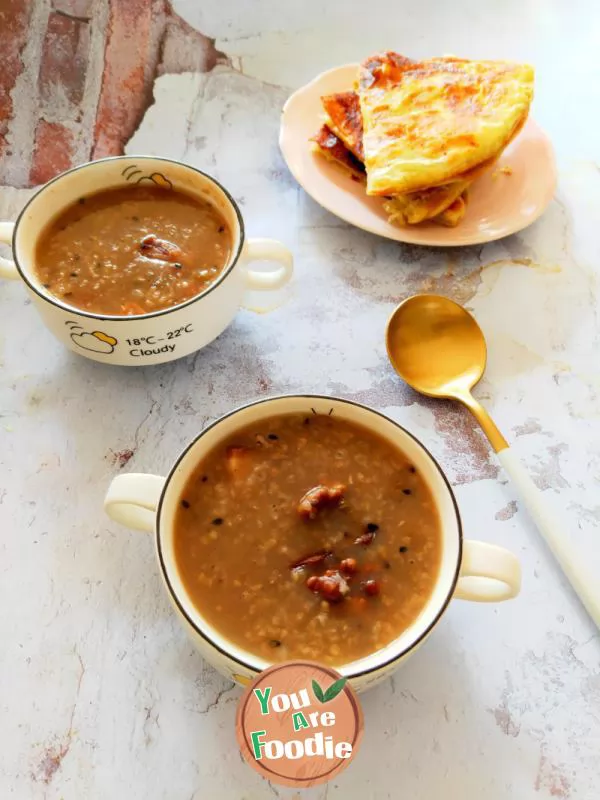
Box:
[174, 412, 442, 666]
[35, 185, 232, 316]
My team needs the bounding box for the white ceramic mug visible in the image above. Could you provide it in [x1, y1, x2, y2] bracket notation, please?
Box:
[104, 395, 521, 692]
[0, 156, 293, 366]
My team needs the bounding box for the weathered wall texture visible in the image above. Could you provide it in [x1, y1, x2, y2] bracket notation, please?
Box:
[0, 0, 228, 188]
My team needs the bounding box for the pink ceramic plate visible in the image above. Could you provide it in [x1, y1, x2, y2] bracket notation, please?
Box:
[280, 65, 557, 246]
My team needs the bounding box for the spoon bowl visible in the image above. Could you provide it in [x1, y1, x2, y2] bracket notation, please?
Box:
[386, 295, 487, 399]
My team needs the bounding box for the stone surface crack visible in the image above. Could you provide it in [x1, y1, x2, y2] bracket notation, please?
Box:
[32, 650, 85, 785]
[400, 689, 419, 703]
[196, 682, 236, 715]
[132, 399, 159, 452]
[263, 777, 281, 798]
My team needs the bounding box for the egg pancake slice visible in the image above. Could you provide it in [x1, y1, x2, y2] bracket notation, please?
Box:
[318, 90, 476, 223]
[357, 52, 534, 195]
[382, 178, 469, 225]
[311, 125, 468, 226]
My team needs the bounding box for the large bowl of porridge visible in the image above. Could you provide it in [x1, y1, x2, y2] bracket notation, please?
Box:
[104, 395, 521, 692]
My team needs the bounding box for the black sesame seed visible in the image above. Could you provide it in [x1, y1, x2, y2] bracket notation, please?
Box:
[218, 225, 225, 233]
[399, 546, 408, 553]
[181, 500, 190, 509]
[408, 465, 416, 474]
[304, 417, 310, 425]
[383, 560, 391, 569]
[402, 488, 412, 495]
[366, 522, 379, 533]
[269, 639, 282, 648]
[212, 517, 224, 526]
[78, 197, 85, 204]
[267, 433, 279, 440]
[70, 271, 78, 277]
[42, 283, 50, 288]
[173, 262, 182, 269]
[201, 475, 208, 482]
[132, 215, 140, 221]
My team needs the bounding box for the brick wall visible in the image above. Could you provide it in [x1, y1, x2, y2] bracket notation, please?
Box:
[0, 0, 228, 188]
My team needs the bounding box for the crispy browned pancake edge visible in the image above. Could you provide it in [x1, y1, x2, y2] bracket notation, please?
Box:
[310, 125, 366, 181]
[320, 92, 364, 160]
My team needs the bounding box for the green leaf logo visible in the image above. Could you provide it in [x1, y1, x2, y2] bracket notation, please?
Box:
[323, 677, 347, 702]
[312, 676, 347, 703]
[312, 679, 325, 703]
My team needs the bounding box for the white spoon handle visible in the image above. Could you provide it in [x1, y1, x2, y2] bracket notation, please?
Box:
[497, 447, 600, 627]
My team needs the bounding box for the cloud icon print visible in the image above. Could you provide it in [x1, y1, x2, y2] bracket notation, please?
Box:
[70, 330, 118, 354]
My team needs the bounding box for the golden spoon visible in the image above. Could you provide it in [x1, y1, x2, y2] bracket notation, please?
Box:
[386, 293, 600, 627]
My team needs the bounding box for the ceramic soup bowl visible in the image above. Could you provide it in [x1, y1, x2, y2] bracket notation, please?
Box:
[104, 395, 521, 692]
[0, 156, 293, 366]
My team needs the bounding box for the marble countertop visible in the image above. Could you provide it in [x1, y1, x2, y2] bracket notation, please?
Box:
[1, 1, 599, 797]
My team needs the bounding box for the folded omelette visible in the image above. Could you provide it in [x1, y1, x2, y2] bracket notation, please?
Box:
[315, 88, 471, 225]
[357, 52, 534, 196]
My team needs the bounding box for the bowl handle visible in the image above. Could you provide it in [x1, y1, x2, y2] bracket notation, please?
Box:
[454, 540, 521, 602]
[0, 222, 18, 280]
[240, 237, 293, 311]
[104, 473, 165, 532]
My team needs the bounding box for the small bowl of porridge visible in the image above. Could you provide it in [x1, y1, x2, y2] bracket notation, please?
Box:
[104, 395, 521, 692]
[0, 156, 292, 365]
